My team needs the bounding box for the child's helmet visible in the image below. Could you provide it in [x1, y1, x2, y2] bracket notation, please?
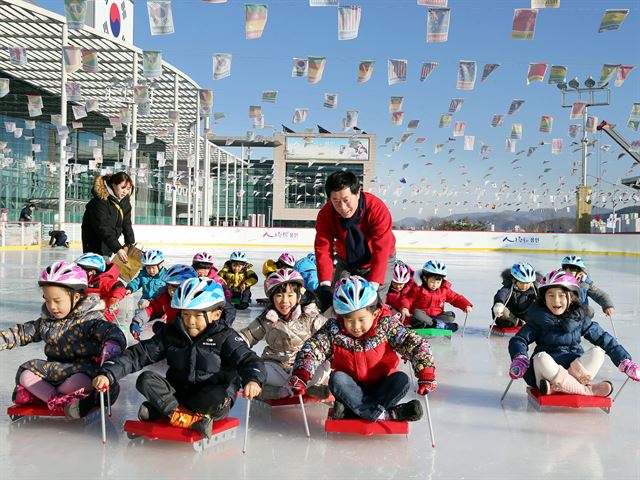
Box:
[333, 276, 378, 315]
[392, 261, 411, 284]
[264, 268, 305, 296]
[141, 249, 165, 266]
[171, 277, 226, 311]
[538, 270, 580, 295]
[192, 252, 215, 265]
[75, 253, 106, 273]
[230, 251, 247, 263]
[39, 261, 88, 291]
[422, 260, 447, 277]
[561, 255, 586, 271]
[161, 264, 197, 286]
[511, 262, 536, 283]
[277, 253, 296, 268]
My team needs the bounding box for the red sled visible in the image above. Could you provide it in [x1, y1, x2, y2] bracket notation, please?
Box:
[324, 409, 409, 436]
[123, 417, 240, 452]
[489, 324, 522, 336]
[259, 394, 335, 407]
[7, 403, 100, 423]
[527, 387, 612, 412]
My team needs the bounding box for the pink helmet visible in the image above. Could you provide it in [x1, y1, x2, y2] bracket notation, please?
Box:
[264, 268, 305, 296]
[192, 252, 215, 265]
[277, 253, 296, 268]
[539, 270, 580, 295]
[392, 261, 411, 284]
[39, 261, 88, 291]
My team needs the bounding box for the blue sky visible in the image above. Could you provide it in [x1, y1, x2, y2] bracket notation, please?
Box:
[47, 0, 639, 219]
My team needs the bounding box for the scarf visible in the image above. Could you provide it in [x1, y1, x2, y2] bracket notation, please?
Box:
[339, 194, 371, 268]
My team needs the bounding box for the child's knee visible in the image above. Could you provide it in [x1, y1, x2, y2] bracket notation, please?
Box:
[532, 352, 559, 379]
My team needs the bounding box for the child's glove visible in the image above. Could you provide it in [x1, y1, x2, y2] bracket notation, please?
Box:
[99, 340, 122, 364]
[492, 303, 505, 318]
[138, 299, 150, 309]
[509, 355, 529, 379]
[417, 367, 437, 395]
[619, 359, 639, 381]
[130, 320, 143, 340]
[288, 375, 307, 396]
[317, 285, 333, 312]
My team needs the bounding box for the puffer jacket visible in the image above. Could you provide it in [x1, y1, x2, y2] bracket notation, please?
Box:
[386, 265, 419, 315]
[492, 268, 540, 319]
[240, 302, 327, 369]
[509, 302, 630, 387]
[87, 262, 127, 322]
[100, 313, 266, 390]
[81, 175, 135, 256]
[292, 304, 435, 389]
[219, 261, 258, 291]
[294, 254, 319, 292]
[401, 279, 472, 317]
[126, 266, 166, 300]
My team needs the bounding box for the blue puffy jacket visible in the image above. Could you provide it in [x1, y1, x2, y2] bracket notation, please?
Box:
[294, 254, 319, 292]
[509, 302, 630, 387]
[126, 267, 167, 300]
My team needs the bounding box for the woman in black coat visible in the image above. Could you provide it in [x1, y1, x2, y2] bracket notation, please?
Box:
[82, 172, 135, 263]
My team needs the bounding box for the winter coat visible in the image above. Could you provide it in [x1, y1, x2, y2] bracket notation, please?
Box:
[385, 266, 419, 316]
[401, 279, 472, 318]
[262, 259, 278, 277]
[315, 192, 396, 285]
[219, 261, 258, 291]
[0, 294, 127, 385]
[81, 175, 135, 256]
[292, 304, 435, 389]
[509, 302, 630, 387]
[87, 263, 127, 322]
[126, 266, 166, 300]
[100, 314, 266, 391]
[294, 255, 319, 292]
[19, 206, 33, 221]
[492, 268, 540, 319]
[577, 275, 614, 312]
[240, 302, 328, 369]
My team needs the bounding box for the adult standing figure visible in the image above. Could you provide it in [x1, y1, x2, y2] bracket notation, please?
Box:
[82, 172, 135, 264]
[314, 171, 396, 312]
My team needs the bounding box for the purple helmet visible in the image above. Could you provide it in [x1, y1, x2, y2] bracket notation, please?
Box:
[264, 268, 305, 296]
[538, 270, 580, 295]
[277, 253, 296, 268]
[392, 261, 411, 284]
[193, 252, 215, 265]
[39, 261, 88, 291]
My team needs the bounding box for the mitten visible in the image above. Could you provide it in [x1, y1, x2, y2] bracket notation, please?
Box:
[317, 284, 333, 312]
[417, 367, 437, 395]
[288, 375, 307, 396]
[493, 303, 505, 318]
[619, 359, 639, 381]
[509, 354, 529, 379]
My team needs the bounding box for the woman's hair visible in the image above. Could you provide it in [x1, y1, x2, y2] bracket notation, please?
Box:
[108, 171, 134, 191]
[269, 281, 303, 298]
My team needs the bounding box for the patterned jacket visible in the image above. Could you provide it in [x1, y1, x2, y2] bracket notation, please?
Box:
[219, 261, 258, 291]
[126, 266, 167, 300]
[292, 304, 435, 388]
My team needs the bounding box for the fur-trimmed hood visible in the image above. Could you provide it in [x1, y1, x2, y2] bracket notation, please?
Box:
[92, 175, 133, 202]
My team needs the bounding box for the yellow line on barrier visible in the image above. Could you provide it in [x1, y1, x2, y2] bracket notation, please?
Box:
[0, 245, 42, 251]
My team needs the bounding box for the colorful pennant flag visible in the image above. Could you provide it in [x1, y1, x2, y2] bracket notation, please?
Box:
[309, 0, 338, 5]
[388, 59, 407, 85]
[630, 103, 640, 120]
[598, 9, 629, 33]
[449, 98, 464, 113]
[344, 110, 358, 128]
[213, 53, 232, 80]
[391, 112, 404, 126]
[548, 65, 567, 84]
[357, 60, 375, 83]
[456, 61, 476, 90]
[420, 62, 438, 82]
[199, 90, 213, 116]
[527, 63, 547, 84]
[628, 120, 639, 132]
[338, 5, 361, 40]
[0, 78, 9, 98]
[464, 136, 475, 151]
[426, 8, 450, 43]
[568, 124, 580, 138]
[147, 1, 174, 35]
[133, 85, 149, 105]
[63, 46, 82, 73]
[505, 139, 516, 153]
[81, 49, 98, 72]
[323, 93, 338, 109]
[434, 144, 443, 153]
[585, 116, 598, 133]
[491, 114, 504, 127]
[551, 138, 563, 155]
[262, 90, 278, 103]
[508, 99, 525, 115]
[249, 105, 262, 118]
[292, 58, 309, 77]
[531, 0, 559, 8]
[510, 123, 523, 140]
[72, 105, 87, 120]
[389, 96, 404, 113]
[418, 0, 448, 5]
[539, 115, 553, 133]
[253, 114, 265, 129]
[308, 57, 326, 84]
[245, 4, 268, 39]
[512, 9, 537, 40]
[28, 95, 43, 111]
[66, 81, 82, 101]
[481, 63, 500, 82]
[439, 114, 452, 128]
[86, 98, 99, 112]
[598, 64, 620, 86]
[293, 108, 308, 124]
[9, 47, 27, 66]
[570, 101, 586, 120]
[64, 0, 88, 30]
[453, 121, 465, 136]
[407, 119, 420, 130]
[143, 51, 162, 78]
[615, 66, 634, 87]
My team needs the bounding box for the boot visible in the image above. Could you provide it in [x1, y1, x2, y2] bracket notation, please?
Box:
[332, 400, 347, 420]
[209, 397, 233, 422]
[568, 359, 592, 385]
[169, 405, 205, 430]
[138, 401, 163, 422]
[388, 399, 423, 422]
[257, 385, 284, 401]
[12, 385, 41, 405]
[444, 322, 459, 332]
[590, 381, 614, 398]
[549, 367, 608, 396]
[539, 379, 552, 395]
[192, 415, 214, 439]
[47, 389, 90, 415]
[306, 384, 331, 400]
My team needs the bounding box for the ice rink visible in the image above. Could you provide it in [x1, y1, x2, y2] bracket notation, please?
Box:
[0, 246, 638, 480]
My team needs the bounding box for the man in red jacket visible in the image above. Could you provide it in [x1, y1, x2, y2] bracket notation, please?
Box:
[314, 171, 396, 311]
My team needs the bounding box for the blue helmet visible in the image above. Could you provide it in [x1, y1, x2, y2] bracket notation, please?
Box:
[511, 262, 536, 283]
[171, 277, 226, 311]
[561, 255, 586, 271]
[142, 249, 165, 266]
[161, 264, 197, 286]
[422, 260, 447, 277]
[230, 251, 247, 263]
[333, 276, 378, 315]
[75, 253, 106, 273]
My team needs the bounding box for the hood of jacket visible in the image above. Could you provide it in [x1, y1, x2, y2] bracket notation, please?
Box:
[92, 175, 132, 203]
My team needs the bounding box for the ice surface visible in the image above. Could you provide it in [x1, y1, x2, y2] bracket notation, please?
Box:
[0, 247, 638, 479]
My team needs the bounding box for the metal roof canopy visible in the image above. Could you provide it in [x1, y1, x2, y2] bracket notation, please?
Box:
[0, 0, 203, 165]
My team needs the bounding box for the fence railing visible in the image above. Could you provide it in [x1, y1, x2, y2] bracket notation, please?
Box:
[0, 221, 42, 247]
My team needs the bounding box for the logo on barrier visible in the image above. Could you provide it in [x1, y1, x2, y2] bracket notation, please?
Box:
[502, 235, 541, 246]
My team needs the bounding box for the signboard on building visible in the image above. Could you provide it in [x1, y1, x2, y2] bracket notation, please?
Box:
[87, 0, 134, 44]
[284, 136, 370, 161]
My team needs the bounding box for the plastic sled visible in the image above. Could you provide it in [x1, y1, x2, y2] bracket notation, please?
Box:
[256, 297, 269, 305]
[489, 324, 522, 336]
[527, 387, 612, 413]
[7, 403, 99, 424]
[123, 417, 240, 452]
[413, 328, 452, 338]
[324, 409, 409, 436]
[257, 394, 334, 408]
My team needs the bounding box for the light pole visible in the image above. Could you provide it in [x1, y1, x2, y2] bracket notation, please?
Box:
[557, 76, 610, 233]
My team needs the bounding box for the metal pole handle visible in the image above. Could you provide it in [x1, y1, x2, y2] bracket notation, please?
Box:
[242, 399, 251, 454]
[500, 379, 514, 403]
[424, 395, 436, 448]
[299, 394, 310, 438]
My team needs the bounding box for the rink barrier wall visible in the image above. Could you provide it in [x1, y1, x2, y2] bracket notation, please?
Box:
[45, 224, 640, 256]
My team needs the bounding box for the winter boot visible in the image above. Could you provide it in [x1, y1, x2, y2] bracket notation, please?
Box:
[388, 399, 424, 422]
[568, 359, 592, 385]
[210, 396, 233, 422]
[47, 389, 90, 415]
[138, 401, 163, 422]
[12, 385, 41, 405]
[307, 384, 331, 400]
[549, 367, 605, 396]
[539, 379, 552, 395]
[444, 322, 459, 332]
[258, 385, 285, 401]
[590, 381, 614, 397]
[169, 405, 205, 431]
[192, 415, 214, 439]
[332, 400, 347, 420]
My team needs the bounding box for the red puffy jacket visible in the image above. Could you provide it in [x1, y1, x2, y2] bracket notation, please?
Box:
[144, 290, 179, 325]
[401, 279, 472, 318]
[87, 262, 126, 322]
[386, 277, 419, 315]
